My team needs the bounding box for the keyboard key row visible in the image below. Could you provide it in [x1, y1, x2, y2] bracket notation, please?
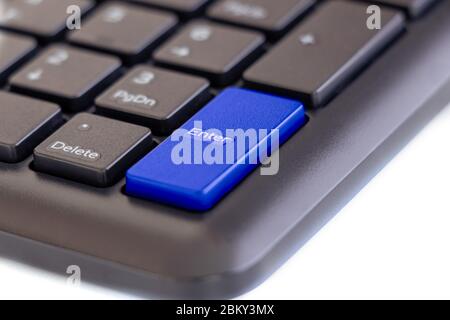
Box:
[0, 90, 155, 187]
[130, 0, 438, 18]
[0, 87, 307, 206]
[5, 45, 214, 136]
[4, 20, 265, 110]
[358, 0, 437, 18]
[0, 0, 430, 48]
[0, 0, 423, 208]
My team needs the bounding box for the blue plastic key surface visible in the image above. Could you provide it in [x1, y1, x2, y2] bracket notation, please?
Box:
[126, 88, 306, 211]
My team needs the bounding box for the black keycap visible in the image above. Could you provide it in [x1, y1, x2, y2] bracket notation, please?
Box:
[244, 1, 405, 107]
[154, 21, 264, 86]
[9, 45, 121, 112]
[0, 31, 36, 84]
[68, 2, 177, 64]
[33, 113, 152, 187]
[207, 0, 315, 38]
[0, 91, 62, 163]
[96, 66, 210, 135]
[359, 0, 436, 18]
[0, 0, 93, 41]
[131, 0, 210, 15]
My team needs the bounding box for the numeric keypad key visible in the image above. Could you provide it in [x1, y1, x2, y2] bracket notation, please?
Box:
[68, 2, 177, 64]
[96, 66, 210, 135]
[0, 31, 36, 84]
[10, 45, 121, 111]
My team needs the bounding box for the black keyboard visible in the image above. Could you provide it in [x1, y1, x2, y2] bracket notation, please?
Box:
[0, 0, 446, 298]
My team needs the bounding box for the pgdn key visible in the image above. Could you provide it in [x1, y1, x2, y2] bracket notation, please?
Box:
[126, 88, 306, 211]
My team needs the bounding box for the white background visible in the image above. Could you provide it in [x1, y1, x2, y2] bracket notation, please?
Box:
[0, 104, 449, 300]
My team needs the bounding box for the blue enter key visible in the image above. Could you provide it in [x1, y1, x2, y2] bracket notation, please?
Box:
[126, 88, 306, 211]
